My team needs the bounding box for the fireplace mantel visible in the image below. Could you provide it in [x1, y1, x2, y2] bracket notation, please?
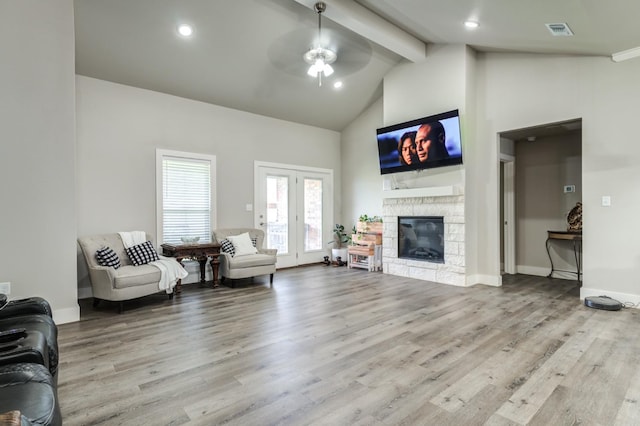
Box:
[382, 185, 461, 199]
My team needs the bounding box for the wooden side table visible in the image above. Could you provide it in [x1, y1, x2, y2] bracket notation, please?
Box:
[161, 242, 221, 292]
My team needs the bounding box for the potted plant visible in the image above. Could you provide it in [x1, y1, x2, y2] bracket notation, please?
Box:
[328, 224, 351, 262]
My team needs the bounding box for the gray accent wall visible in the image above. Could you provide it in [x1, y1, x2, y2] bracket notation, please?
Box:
[515, 132, 582, 276]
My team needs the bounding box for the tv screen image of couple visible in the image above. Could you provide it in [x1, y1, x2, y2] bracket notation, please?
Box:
[377, 109, 463, 175]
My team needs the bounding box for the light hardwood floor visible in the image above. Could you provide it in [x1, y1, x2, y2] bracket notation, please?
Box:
[58, 266, 640, 425]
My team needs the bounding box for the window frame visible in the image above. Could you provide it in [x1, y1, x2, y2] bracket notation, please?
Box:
[155, 149, 217, 245]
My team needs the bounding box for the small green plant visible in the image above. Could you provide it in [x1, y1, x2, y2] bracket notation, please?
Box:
[358, 214, 383, 223]
[328, 224, 351, 248]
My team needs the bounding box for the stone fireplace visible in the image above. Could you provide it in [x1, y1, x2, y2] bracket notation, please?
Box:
[383, 190, 465, 286]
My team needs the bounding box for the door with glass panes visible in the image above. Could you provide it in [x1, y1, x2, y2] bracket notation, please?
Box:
[255, 164, 332, 268]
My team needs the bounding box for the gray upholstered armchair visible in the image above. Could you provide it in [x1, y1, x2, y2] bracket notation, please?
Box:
[212, 228, 277, 287]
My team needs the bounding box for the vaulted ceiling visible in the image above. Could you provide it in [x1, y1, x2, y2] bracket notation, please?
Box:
[74, 0, 640, 131]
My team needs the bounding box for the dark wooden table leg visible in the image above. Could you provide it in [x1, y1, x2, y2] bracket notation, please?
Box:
[210, 254, 220, 287]
[198, 256, 207, 285]
[545, 237, 554, 278]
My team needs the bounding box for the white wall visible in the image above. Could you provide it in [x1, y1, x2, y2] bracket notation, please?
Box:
[76, 76, 341, 294]
[0, 0, 79, 323]
[382, 45, 467, 192]
[476, 53, 640, 303]
[340, 98, 384, 229]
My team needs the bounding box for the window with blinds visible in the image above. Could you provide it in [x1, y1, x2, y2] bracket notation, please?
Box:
[156, 150, 216, 244]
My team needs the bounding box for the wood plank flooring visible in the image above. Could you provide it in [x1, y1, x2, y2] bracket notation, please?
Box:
[57, 266, 640, 425]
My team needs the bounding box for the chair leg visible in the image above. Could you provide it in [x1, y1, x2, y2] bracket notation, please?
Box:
[118, 302, 124, 314]
[168, 292, 174, 300]
[270, 273, 274, 287]
[92, 298, 100, 308]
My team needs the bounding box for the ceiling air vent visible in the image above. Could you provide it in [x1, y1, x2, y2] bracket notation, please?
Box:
[545, 23, 573, 36]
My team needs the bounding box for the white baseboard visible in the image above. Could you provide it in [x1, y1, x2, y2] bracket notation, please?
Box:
[516, 265, 578, 281]
[580, 287, 640, 309]
[516, 265, 548, 277]
[466, 274, 502, 287]
[53, 305, 80, 324]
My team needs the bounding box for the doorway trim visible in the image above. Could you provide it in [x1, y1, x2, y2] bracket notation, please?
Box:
[500, 153, 516, 275]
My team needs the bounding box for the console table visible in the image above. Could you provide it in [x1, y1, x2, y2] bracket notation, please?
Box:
[545, 230, 582, 283]
[161, 242, 221, 292]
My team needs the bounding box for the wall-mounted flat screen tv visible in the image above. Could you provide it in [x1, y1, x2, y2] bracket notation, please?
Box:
[377, 109, 463, 175]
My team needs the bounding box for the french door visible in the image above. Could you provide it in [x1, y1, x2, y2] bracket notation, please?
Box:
[255, 162, 333, 268]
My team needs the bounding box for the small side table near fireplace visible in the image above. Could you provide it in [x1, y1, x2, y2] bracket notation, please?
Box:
[161, 242, 221, 292]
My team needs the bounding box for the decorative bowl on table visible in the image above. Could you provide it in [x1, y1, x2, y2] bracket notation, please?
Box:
[180, 236, 200, 244]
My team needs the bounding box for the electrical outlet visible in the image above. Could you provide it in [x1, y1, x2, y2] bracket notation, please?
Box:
[0, 282, 10, 295]
[563, 185, 575, 193]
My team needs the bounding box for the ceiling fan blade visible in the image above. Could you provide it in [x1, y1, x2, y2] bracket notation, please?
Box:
[267, 25, 372, 78]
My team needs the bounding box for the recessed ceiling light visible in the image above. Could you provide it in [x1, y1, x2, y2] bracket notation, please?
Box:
[177, 24, 193, 37]
[333, 81, 343, 89]
[464, 20, 479, 29]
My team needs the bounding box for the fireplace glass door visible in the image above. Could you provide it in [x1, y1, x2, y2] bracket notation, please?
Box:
[398, 216, 444, 263]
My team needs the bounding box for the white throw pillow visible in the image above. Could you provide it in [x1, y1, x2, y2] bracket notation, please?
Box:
[227, 232, 258, 257]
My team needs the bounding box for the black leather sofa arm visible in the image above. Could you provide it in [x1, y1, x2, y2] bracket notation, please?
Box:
[0, 297, 53, 319]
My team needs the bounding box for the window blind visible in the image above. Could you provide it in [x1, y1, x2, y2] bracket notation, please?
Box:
[161, 156, 212, 244]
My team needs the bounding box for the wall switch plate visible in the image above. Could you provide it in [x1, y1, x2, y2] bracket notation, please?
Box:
[0, 282, 10, 295]
[602, 196, 611, 207]
[245, 204, 253, 212]
[563, 185, 575, 193]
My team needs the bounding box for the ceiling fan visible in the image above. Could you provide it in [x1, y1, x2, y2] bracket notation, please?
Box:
[266, 2, 373, 84]
[303, 2, 336, 86]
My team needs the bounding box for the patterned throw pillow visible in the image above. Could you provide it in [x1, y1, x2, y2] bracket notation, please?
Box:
[125, 241, 159, 266]
[220, 238, 235, 257]
[95, 246, 121, 269]
[227, 232, 258, 257]
[251, 237, 257, 248]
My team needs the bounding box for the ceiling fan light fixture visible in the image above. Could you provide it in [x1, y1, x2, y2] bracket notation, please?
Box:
[304, 2, 337, 86]
[323, 62, 334, 77]
[304, 47, 336, 77]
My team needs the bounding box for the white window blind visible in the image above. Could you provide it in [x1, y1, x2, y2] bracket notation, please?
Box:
[157, 150, 216, 244]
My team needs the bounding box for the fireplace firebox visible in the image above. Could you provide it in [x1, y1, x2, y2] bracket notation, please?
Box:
[398, 216, 444, 263]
